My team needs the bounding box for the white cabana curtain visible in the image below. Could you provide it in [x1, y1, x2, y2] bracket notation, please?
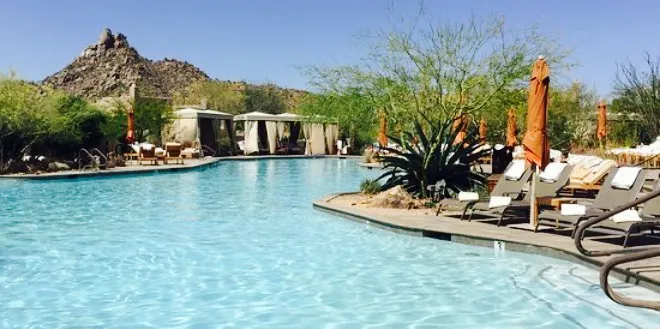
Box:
[311, 123, 326, 155]
[244, 121, 260, 155]
[325, 124, 339, 154]
[324, 125, 334, 155]
[303, 123, 312, 155]
[276, 122, 285, 140]
[265, 121, 278, 154]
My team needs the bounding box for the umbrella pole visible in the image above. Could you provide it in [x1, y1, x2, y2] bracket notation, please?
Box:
[529, 165, 539, 231]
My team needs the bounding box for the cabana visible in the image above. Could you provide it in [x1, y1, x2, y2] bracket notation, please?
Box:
[163, 107, 235, 155]
[233, 111, 339, 156]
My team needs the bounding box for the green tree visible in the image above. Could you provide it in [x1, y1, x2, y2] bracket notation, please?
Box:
[173, 80, 245, 114]
[244, 83, 287, 114]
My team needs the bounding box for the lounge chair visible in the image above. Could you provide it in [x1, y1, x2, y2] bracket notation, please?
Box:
[138, 145, 158, 165]
[487, 163, 573, 226]
[165, 142, 184, 164]
[435, 159, 532, 218]
[461, 163, 572, 224]
[564, 159, 617, 194]
[594, 180, 660, 247]
[538, 167, 647, 237]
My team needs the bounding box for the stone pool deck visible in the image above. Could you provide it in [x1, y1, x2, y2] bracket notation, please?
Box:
[0, 155, 359, 180]
[313, 193, 660, 293]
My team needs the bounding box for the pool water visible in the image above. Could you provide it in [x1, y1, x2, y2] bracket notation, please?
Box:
[0, 159, 658, 328]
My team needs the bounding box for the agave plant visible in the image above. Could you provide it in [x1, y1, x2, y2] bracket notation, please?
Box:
[377, 115, 489, 198]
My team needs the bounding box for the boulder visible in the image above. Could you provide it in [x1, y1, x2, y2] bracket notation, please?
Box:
[360, 185, 422, 209]
[47, 162, 71, 172]
[98, 28, 115, 49]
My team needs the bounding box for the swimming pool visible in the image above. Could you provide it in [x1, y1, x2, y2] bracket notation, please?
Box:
[1, 158, 658, 328]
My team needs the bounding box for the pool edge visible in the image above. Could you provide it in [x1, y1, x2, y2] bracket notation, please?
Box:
[313, 195, 660, 294]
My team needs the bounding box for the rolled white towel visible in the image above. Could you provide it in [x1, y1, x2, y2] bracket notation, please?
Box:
[504, 160, 526, 181]
[611, 209, 642, 223]
[458, 192, 479, 201]
[611, 167, 642, 190]
[561, 204, 586, 216]
[539, 162, 567, 183]
[489, 196, 511, 209]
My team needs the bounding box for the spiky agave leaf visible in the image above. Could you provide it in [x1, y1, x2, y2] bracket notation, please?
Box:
[377, 116, 488, 198]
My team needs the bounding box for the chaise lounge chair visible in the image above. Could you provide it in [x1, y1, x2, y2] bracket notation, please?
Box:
[138, 145, 158, 165]
[595, 180, 660, 247]
[538, 167, 647, 237]
[435, 159, 532, 218]
[471, 163, 573, 226]
[165, 142, 184, 164]
[564, 159, 617, 195]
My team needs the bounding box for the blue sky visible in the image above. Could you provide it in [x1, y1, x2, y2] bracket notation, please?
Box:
[1, 0, 658, 98]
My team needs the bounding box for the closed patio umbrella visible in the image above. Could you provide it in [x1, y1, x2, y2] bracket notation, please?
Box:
[126, 104, 135, 144]
[506, 108, 518, 147]
[522, 56, 550, 229]
[479, 118, 488, 144]
[452, 113, 468, 145]
[378, 112, 388, 147]
[597, 101, 607, 148]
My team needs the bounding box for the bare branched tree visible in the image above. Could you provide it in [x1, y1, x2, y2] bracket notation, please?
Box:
[614, 52, 660, 139]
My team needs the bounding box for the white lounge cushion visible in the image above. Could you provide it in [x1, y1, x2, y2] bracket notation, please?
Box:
[611, 167, 642, 190]
[155, 147, 166, 156]
[561, 204, 586, 216]
[539, 163, 567, 183]
[611, 209, 642, 223]
[131, 144, 140, 153]
[139, 143, 154, 151]
[504, 160, 526, 181]
[458, 192, 479, 201]
[489, 196, 511, 209]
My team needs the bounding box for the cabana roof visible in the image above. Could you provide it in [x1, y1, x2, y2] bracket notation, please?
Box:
[275, 112, 302, 122]
[175, 108, 233, 120]
[233, 111, 278, 121]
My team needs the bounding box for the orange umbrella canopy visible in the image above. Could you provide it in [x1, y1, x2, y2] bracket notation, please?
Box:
[452, 113, 468, 145]
[126, 104, 136, 144]
[377, 112, 388, 147]
[597, 101, 607, 140]
[522, 57, 550, 169]
[506, 108, 518, 147]
[479, 118, 488, 143]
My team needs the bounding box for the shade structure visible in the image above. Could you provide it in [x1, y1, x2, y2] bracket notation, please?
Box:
[597, 101, 607, 141]
[378, 112, 388, 147]
[506, 108, 518, 147]
[126, 106, 135, 144]
[522, 57, 550, 170]
[479, 118, 488, 143]
[233, 111, 278, 121]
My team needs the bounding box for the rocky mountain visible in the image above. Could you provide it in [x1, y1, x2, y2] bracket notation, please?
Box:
[42, 28, 309, 110]
[43, 29, 210, 100]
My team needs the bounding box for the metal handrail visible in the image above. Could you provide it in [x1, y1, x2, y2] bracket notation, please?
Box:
[574, 188, 660, 257]
[90, 148, 107, 168]
[572, 188, 660, 310]
[600, 248, 660, 311]
[78, 148, 94, 170]
[201, 144, 216, 157]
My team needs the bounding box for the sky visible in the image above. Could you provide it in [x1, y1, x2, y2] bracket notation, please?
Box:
[1, 0, 659, 98]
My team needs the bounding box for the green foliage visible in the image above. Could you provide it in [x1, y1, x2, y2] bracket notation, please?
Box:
[244, 83, 286, 114]
[360, 179, 382, 195]
[101, 97, 173, 145]
[377, 116, 488, 198]
[0, 75, 108, 163]
[297, 89, 375, 151]
[173, 80, 245, 114]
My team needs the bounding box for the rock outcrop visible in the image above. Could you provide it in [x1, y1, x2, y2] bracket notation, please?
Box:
[43, 28, 209, 100]
[42, 28, 309, 110]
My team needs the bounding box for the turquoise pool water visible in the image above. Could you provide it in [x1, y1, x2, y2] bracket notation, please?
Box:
[0, 159, 658, 328]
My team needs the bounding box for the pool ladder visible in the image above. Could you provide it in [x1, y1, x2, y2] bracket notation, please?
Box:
[78, 148, 108, 171]
[573, 188, 660, 311]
